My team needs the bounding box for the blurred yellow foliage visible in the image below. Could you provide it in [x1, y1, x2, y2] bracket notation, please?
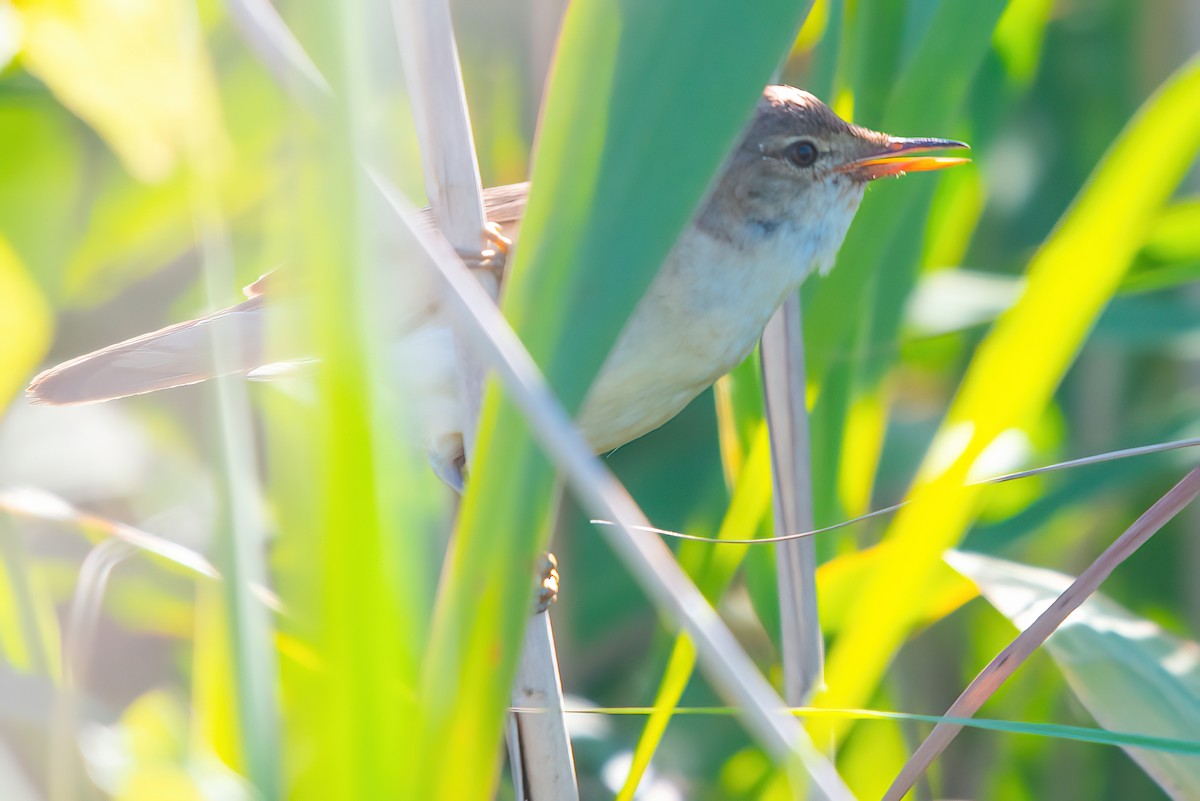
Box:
[84, 690, 253, 801]
[0, 236, 50, 406]
[14, 0, 228, 181]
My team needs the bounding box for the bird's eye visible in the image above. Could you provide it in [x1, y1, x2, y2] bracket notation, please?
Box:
[784, 139, 819, 168]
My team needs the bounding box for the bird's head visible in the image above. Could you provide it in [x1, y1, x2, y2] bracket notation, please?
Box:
[697, 85, 968, 273]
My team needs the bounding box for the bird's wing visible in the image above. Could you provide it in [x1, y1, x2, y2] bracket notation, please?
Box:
[27, 182, 532, 406]
[27, 296, 271, 405]
[411, 181, 528, 231]
[482, 181, 530, 229]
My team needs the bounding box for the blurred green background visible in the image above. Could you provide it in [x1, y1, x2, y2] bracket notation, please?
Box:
[0, 0, 1198, 799]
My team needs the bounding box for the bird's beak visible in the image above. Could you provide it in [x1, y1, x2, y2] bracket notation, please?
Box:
[837, 137, 970, 181]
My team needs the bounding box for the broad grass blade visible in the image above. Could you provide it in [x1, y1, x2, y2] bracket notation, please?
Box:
[949, 549, 1200, 801]
[425, 1, 819, 798]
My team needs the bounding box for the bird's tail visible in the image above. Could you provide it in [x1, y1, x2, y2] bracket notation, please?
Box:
[27, 297, 268, 406]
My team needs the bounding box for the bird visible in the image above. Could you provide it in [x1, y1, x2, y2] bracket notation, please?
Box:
[27, 85, 967, 482]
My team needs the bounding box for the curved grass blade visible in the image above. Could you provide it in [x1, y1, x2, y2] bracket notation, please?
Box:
[0, 486, 218, 579]
[815, 51, 1200, 746]
[592, 434, 1200, 546]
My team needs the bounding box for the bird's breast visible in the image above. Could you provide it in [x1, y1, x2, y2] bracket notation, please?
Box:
[577, 220, 827, 451]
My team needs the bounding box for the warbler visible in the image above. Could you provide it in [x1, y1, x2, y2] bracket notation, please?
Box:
[28, 85, 967, 479]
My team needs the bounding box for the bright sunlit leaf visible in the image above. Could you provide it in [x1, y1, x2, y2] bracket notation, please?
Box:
[14, 0, 227, 181]
[993, 0, 1055, 85]
[816, 51, 1200, 744]
[0, 236, 51, 406]
[0, 2, 18, 69]
[1143, 197, 1200, 263]
[817, 545, 977, 636]
[837, 389, 887, 516]
[79, 689, 254, 801]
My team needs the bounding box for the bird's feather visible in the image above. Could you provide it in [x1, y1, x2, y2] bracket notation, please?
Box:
[26, 182, 531, 407]
[27, 297, 269, 405]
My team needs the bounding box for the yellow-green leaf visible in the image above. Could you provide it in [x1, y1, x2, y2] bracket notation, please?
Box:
[15, 0, 227, 181]
[0, 236, 51, 405]
[814, 51, 1200, 744]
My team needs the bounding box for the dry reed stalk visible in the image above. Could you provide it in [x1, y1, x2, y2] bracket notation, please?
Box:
[389, 2, 578, 798]
[761, 294, 824, 704]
